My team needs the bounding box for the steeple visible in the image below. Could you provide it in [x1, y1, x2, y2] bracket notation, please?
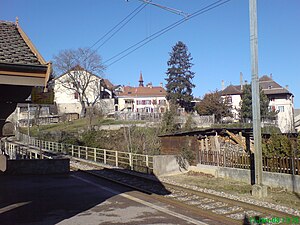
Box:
[139, 71, 144, 87]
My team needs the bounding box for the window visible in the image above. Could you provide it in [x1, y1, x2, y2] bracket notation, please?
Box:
[277, 106, 284, 112]
[225, 96, 232, 104]
[159, 100, 166, 105]
[152, 100, 157, 105]
[125, 99, 134, 104]
[74, 92, 79, 99]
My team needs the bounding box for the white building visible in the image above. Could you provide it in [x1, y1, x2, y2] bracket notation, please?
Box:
[221, 75, 294, 133]
[116, 73, 168, 113]
[53, 67, 114, 118]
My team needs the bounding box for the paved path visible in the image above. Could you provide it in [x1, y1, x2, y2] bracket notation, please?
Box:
[0, 172, 218, 225]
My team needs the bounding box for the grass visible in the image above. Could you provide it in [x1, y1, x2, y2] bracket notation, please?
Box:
[20, 117, 147, 136]
[164, 172, 300, 211]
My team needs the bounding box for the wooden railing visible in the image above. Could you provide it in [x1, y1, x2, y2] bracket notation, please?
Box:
[199, 150, 300, 175]
[16, 133, 153, 174]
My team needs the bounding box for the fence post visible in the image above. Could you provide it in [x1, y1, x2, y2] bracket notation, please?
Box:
[78, 147, 81, 158]
[71, 145, 74, 156]
[223, 152, 226, 167]
[94, 148, 97, 162]
[115, 151, 118, 167]
[104, 149, 107, 164]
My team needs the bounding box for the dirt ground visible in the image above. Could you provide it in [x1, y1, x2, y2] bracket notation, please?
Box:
[162, 171, 300, 211]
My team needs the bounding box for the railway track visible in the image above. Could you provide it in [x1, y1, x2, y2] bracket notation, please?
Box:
[3, 137, 297, 224]
[71, 159, 296, 225]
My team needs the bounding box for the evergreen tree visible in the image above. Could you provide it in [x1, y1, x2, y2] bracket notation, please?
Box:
[240, 84, 271, 121]
[165, 41, 195, 111]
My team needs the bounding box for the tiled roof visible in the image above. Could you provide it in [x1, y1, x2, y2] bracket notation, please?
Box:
[259, 75, 291, 95]
[221, 75, 292, 96]
[103, 79, 114, 90]
[118, 86, 166, 97]
[0, 21, 41, 65]
[220, 85, 243, 95]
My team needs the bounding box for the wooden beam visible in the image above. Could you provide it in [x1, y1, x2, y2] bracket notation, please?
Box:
[17, 25, 46, 65]
[0, 70, 46, 78]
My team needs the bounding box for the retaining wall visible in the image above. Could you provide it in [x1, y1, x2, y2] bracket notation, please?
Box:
[153, 155, 188, 176]
[4, 159, 69, 175]
[193, 164, 300, 193]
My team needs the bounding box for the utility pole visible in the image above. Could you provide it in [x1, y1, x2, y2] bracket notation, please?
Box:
[249, 0, 267, 198]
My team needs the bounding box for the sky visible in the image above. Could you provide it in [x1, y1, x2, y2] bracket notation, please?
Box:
[2, 0, 300, 107]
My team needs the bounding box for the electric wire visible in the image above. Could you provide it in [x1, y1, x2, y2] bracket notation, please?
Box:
[66, 2, 147, 69]
[104, 0, 231, 67]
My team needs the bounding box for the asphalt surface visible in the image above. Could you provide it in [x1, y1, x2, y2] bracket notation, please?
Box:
[0, 171, 218, 225]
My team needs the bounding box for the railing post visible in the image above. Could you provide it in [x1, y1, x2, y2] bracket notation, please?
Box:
[104, 150, 107, 164]
[94, 148, 97, 162]
[78, 147, 81, 158]
[129, 153, 133, 170]
[146, 155, 149, 174]
[146, 155, 149, 168]
[86, 147, 88, 160]
[115, 151, 118, 167]
[71, 145, 74, 156]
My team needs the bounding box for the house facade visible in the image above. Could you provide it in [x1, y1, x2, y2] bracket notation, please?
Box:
[221, 75, 294, 133]
[116, 73, 168, 113]
[53, 68, 114, 118]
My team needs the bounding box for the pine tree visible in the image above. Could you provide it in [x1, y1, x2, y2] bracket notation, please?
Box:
[165, 41, 195, 111]
[240, 84, 271, 121]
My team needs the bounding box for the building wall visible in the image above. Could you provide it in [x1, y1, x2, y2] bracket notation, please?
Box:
[268, 95, 294, 133]
[224, 93, 294, 133]
[54, 72, 112, 116]
[230, 94, 241, 120]
[118, 96, 168, 113]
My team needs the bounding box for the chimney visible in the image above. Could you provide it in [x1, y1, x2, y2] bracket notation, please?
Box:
[270, 73, 273, 79]
[244, 80, 248, 85]
[240, 72, 243, 90]
[221, 80, 225, 91]
[160, 82, 163, 87]
[285, 85, 289, 90]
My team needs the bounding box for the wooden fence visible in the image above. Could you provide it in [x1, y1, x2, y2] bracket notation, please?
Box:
[199, 150, 300, 175]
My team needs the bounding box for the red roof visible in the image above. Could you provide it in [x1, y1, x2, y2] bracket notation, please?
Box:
[118, 86, 166, 97]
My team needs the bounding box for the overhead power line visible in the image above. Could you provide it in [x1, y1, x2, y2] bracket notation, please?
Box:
[78, 2, 148, 67]
[104, 0, 231, 67]
[138, 0, 190, 18]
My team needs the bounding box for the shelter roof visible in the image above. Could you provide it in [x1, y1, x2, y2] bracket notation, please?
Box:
[0, 20, 46, 66]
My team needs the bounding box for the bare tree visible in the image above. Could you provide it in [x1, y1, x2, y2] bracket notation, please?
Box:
[53, 48, 105, 118]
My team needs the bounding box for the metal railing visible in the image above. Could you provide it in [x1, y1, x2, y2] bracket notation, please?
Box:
[17, 133, 153, 174]
[1, 138, 51, 160]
